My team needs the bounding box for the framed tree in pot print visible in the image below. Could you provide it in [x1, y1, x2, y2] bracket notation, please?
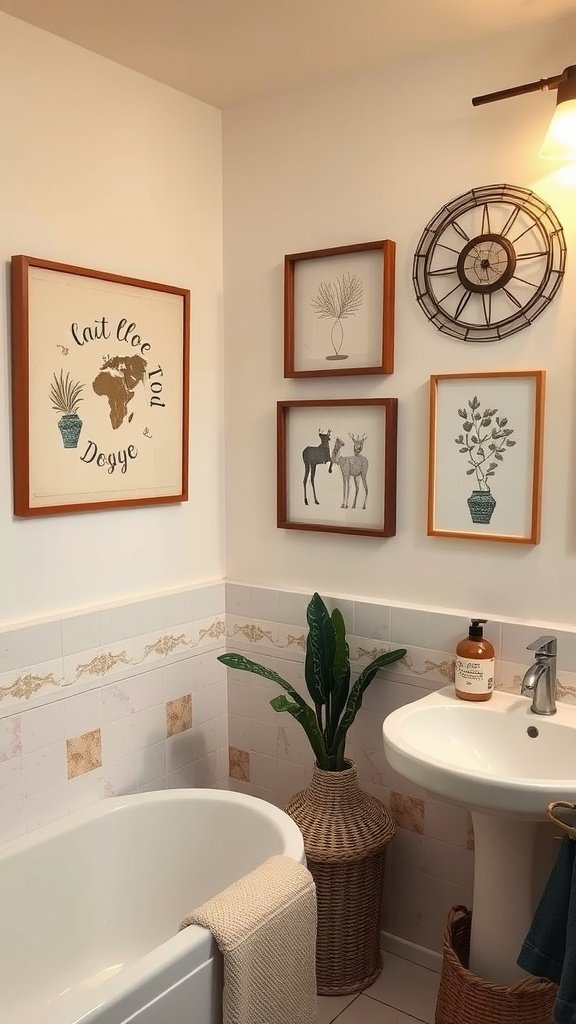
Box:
[277, 398, 398, 537]
[428, 371, 545, 544]
[10, 255, 189, 516]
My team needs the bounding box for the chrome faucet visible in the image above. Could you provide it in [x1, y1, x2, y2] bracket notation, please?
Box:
[520, 636, 557, 715]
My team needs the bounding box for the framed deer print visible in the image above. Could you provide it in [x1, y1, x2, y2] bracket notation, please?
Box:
[10, 255, 189, 516]
[277, 399, 398, 537]
[428, 371, 545, 544]
[284, 240, 395, 378]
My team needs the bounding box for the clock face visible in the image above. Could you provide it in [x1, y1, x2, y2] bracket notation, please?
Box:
[413, 184, 566, 342]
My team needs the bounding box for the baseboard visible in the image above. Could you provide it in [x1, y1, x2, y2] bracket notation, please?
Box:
[381, 930, 442, 974]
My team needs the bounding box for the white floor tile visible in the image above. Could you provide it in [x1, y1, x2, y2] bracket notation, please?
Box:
[317, 992, 358, 1023]
[338, 994, 421, 1023]
[363, 954, 440, 1024]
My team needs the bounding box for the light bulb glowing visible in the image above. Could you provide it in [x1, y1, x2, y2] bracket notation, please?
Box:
[540, 98, 576, 161]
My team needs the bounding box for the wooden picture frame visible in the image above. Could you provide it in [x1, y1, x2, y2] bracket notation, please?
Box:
[284, 240, 395, 378]
[428, 371, 545, 544]
[11, 255, 190, 517]
[277, 398, 397, 537]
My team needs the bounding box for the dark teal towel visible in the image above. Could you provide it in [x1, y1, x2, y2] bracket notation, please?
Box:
[518, 836, 576, 1023]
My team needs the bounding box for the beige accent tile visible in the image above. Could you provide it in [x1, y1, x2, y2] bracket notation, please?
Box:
[166, 695, 193, 737]
[391, 791, 425, 834]
[229, 745, 250, 781]
[66, 728, 102, 779]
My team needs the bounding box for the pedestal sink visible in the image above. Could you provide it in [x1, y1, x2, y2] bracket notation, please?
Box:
[383, 687, 576, 985]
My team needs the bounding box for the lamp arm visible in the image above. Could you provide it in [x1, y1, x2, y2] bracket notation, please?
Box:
[472, 73, 565, 107]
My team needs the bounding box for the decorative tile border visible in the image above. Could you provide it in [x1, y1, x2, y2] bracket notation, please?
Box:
[0, 583, 225, 718]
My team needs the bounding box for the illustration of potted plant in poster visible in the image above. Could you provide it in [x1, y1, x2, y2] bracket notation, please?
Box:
[50, 370, 85, 448]
[454, 396, 515, 524]
[428, 372, 545, 545]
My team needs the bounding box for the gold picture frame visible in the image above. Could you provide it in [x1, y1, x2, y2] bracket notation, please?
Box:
[428, 371, 545, 544]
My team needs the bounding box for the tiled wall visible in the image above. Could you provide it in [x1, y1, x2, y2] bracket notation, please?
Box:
[2, 578, 570, 954]
[0, 584, 227, 844]
[224, 583, 575, 953]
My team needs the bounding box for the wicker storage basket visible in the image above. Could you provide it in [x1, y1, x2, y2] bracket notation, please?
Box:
[435, 906, 556, 1024]
[284, 760, 395, 995]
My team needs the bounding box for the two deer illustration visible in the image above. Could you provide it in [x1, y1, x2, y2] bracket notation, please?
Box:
[302, 430, 369, 509]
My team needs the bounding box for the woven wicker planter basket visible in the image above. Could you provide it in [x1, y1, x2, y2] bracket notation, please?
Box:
[284, 760, 395, 995]
[435, 906, 556, 1024]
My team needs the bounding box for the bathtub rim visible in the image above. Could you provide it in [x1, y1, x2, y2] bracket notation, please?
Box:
[0, 786, 305, 861]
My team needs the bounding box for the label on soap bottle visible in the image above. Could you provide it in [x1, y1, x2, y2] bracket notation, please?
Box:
[455, 657, 495, 694]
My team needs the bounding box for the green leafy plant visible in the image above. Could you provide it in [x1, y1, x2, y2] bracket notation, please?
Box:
[49, 370, 84, 415]
[218, 593, 406, 771]
[454, 397, 516, 492]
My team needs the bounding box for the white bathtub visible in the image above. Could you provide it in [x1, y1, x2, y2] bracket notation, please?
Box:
[0, 789, 305, 1024]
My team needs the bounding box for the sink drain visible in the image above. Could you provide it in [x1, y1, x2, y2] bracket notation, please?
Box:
[527, 725, 539, 738]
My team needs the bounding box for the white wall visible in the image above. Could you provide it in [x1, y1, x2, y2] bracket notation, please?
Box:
[223, 15, 576, 627]
[0, 13, 225, 623]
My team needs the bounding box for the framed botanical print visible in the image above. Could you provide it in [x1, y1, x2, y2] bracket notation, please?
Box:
[11, 255, 189, 516]
[428, 371, 545, 544]
[284, 240, 395, 377]
[277, 398, 398, 537]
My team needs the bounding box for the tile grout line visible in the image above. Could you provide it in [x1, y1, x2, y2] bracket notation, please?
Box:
[327, 994, 361, 1023]
[362, 991, 433, 1023]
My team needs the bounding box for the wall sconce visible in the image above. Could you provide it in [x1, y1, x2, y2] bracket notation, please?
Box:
[472, 65, 576, 161]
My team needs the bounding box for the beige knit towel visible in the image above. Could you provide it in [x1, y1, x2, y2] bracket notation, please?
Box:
[179, 855, 317, 1024]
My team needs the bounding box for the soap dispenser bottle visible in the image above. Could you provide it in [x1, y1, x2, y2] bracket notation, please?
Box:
[455, 619, 495, 702]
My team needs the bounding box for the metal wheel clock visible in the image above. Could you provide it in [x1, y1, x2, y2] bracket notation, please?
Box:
[413, 184, 566, 342]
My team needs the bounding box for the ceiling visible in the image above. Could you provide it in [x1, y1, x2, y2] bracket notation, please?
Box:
[0, 0, 574, 108]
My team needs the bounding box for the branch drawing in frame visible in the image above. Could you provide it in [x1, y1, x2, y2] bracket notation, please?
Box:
[284, 240, 396, 377]
[277, 398, 397, 538]
[428, 371, 545, 544]
[11, 255, 190, 516]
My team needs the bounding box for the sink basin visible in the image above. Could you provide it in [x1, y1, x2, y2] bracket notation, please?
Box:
[383, 686, 576, 817]
[382, 686, 576, 985]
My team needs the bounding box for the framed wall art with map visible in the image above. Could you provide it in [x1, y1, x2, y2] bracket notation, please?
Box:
[10, 255, 189, 516]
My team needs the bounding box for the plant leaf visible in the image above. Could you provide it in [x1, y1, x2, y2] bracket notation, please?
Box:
[328, 608, 350, 745]
[270, 695, 329, 768]
[330, 648, 406, 757]
[218, 652, 308, 709]
[305, 592, 332, 706]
